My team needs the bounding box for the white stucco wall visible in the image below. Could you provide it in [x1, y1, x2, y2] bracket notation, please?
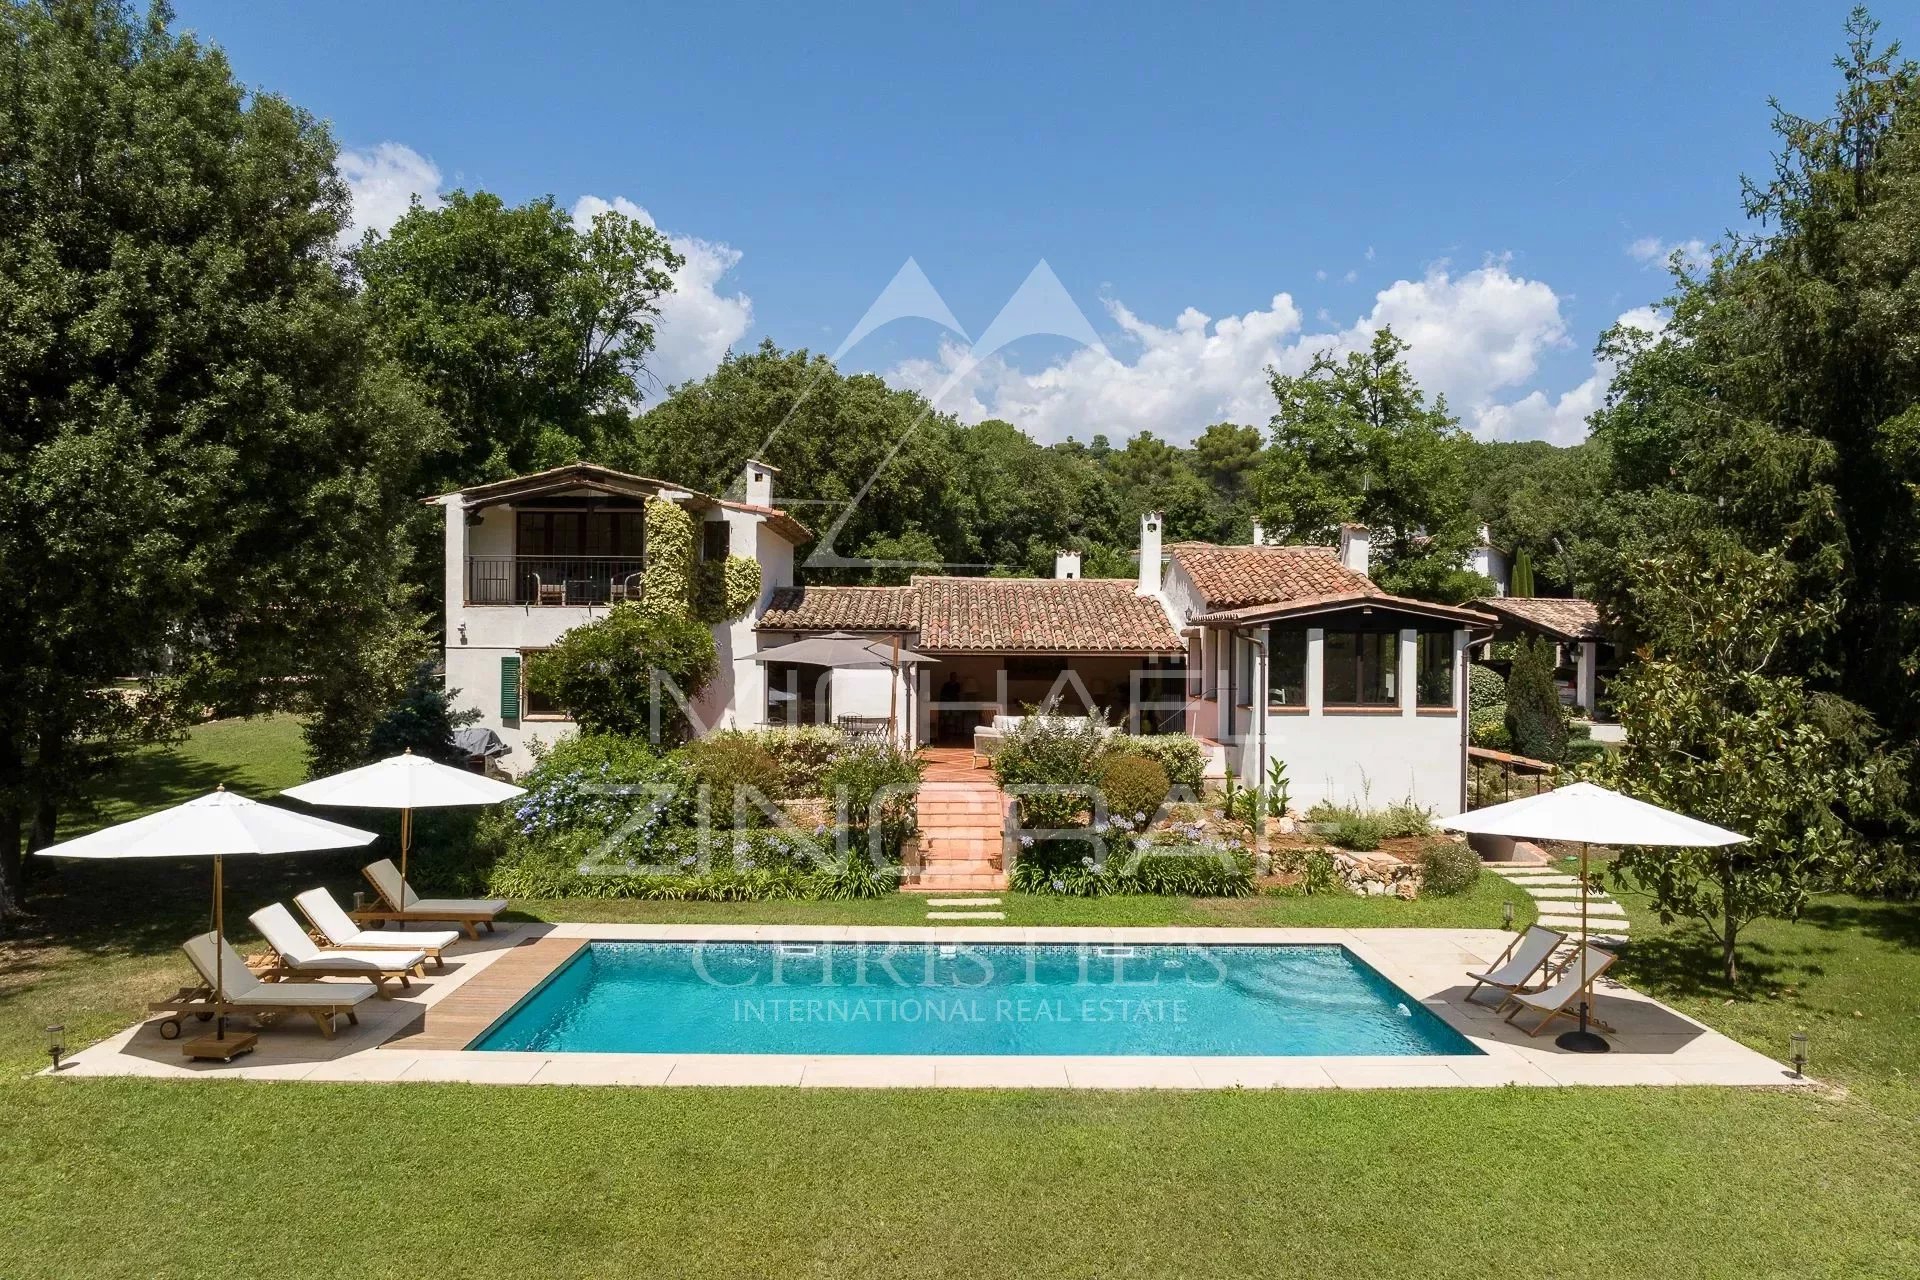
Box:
[440, 489, 804, 773]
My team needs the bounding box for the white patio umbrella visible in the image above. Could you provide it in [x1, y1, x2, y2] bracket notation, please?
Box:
[1435, 781, 1746, 1052]
[37, 788, 378, 1040]
[282, 749, 524, 910]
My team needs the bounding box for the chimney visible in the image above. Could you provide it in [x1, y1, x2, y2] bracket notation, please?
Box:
[1250, 517, 1265, 547]
[1137, 512, 1164, 595]
[741, 458, 778, 507]
[1054, 549, 1082, 580]
[1338, 523, 1370, 576]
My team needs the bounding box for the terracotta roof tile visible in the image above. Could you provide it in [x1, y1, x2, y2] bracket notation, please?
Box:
[1171, 544, 1376, 609]
[759, 586, 918, 632]
[914, 577, 1184, 653]
[756, 578, 1184, 653]
[1473, 596, 1604, 641]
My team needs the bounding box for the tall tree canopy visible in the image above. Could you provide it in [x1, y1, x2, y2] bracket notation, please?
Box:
[0, 0, 439, 916]
[1587, 8, 1920, 866]
[357, 189, 681, 494]
[1257, 329, 1487, 600]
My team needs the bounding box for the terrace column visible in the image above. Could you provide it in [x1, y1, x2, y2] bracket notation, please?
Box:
[1398, 628, 1418, 718]
[1305, 628, 1325, 718]
[1577, 640, 1598, 717]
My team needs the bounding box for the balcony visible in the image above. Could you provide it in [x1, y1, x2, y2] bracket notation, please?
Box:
[465, 556, 646, 606]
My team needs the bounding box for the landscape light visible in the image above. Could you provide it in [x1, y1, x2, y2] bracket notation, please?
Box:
[46, 1025, 65, 1072]
[1502, 901, 1515, 930]
[1790, 1030, 1809, 1078]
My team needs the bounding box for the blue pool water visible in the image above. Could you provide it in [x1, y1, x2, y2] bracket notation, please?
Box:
[474, 942, 1479, 1057]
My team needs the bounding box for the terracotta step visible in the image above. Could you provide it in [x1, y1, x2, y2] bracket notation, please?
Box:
[903, 874, 1008, 892]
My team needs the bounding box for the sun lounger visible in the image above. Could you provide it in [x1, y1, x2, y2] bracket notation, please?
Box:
[295, 887, 459, 969]
[1465, 925, 1567, 1005]
[159, 932, 376, 1040]
[1500, 944, 1618, 1036]
[248, 903, 426, 993]
[358, 859, 507, 939]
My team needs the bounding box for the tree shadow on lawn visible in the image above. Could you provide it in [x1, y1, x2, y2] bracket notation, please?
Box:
[1613, 926, 1832, 1004]
[1795, 898, 1920, 952]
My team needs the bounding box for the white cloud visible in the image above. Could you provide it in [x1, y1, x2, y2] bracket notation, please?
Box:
[1474, 305, 1665, 445]
[337, 142, 443, 245]
[572, 196, 754, 392]
[1627, 235, 1711, 272]
[885, 260, 1594, 444]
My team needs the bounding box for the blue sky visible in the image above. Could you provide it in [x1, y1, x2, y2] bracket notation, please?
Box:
[179, 1, 1875, 444]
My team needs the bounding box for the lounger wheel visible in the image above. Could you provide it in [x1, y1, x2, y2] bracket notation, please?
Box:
[159, 1018, 183, 1040]
[194, 1011, 214, 1022]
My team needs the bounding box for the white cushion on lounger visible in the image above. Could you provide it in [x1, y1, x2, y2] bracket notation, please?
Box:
[410, 896, 508, 915]
[294, 888, 460, 952]
[365, 859, 506, 917]
[182, 933, 376, 1006]
[249, 903, 426, 973]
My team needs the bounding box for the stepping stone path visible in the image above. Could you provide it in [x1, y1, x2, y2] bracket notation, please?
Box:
[923, 896, 1004, 921]
[1488, 864, 1631, 943]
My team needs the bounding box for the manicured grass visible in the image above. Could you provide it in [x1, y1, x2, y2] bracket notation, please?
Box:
[4, 715, 1916, 1277]
[62, 712, 310, 836]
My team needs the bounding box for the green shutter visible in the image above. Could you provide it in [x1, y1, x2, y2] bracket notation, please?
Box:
[500, 655, 522, 720]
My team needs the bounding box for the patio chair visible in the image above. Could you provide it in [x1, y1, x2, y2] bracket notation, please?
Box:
[359, 859, 508, 939]
[162, 932, 376, 1040]
[294, 887, 459, 970]
[248, 903, 426, 994]
[837, 715, 891, 745]
[1464, 924, 1567, 1005]
[1500, 944, 1618, 1037]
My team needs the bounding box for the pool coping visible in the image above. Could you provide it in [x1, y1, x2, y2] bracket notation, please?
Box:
[51, 924, 1809, 1090]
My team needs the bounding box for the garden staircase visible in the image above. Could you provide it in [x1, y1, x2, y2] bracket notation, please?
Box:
[905, 757, 1008, 893]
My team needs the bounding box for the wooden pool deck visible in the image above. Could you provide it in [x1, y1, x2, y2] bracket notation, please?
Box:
[384, 934, 586, 1050]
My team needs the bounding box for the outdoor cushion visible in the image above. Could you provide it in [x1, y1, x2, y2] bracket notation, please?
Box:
[248, 903, 426, 974]
[364, 859, 506, 916]
[294, 888, 460, 953]
[182, 933, 376, 1006]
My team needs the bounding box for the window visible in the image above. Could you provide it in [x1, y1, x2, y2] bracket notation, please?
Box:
[1234, 635, 1255, 707]
[766, 662, 830, 726]
[1267, 626, 1307, 706]
[1324, 631, 1397, 705]
[701, 520, 730, 562]
[519, 650, 564, 718]
[1417, 631, 1455, 706]
[515, 509, 645, 558]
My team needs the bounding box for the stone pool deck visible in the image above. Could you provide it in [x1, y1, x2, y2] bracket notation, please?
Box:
[49, 923, 1804, 1090]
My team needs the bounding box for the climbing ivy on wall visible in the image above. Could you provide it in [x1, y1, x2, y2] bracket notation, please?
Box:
[642, 497, 762, 624]
[696, 555, 764, 622]
[640, 497, 694, 620]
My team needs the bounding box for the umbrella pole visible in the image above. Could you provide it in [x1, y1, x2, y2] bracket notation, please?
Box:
[888, 636, 900, 745]
[1556, 839, 1610, 1053]
[213, 854, 225, 1040]
[399, 807, 411, 911]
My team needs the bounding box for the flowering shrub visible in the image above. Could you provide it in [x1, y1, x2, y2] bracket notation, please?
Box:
[1111, 734, 1205, 792]
[511, 734, 691, 844]
[741, 726, 843, 793]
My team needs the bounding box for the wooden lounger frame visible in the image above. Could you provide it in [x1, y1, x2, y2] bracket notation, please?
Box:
[147, 986, 362, 1040]
[354, 865, 500, 939]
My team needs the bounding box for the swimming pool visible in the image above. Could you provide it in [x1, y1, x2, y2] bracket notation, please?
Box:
[474, 942, 1480, 1057]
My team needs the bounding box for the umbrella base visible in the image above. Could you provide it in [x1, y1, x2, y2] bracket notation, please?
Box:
[1555, 1028, 1611, 1054]
[182, 1030, 256, 1062]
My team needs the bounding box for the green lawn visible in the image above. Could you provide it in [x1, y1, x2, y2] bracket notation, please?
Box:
[2, 716, 1916, 1278]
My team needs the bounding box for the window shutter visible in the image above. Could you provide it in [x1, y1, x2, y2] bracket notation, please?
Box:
[500, 655, 522, 720]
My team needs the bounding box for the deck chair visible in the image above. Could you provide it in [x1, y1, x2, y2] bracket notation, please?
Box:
[1465, 925, 1567, 1005]
[360, 859, 507, 939]
[248, 903, 426, 994]
[1501, 945, 1619, 1037]
[170, 932, 376, 1039]
[295, 887, 459, 969]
